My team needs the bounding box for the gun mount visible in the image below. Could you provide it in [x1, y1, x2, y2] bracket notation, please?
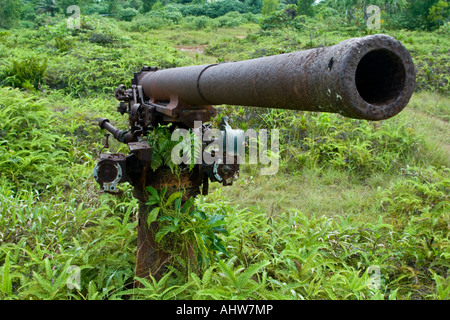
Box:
[93, 34, 415, 280]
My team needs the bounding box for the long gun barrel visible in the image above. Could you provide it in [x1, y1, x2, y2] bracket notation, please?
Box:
[139, 34, 415, 121]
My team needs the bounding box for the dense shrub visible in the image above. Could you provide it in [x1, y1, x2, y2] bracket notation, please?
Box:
[383, 0, 449, 31]
[0, 88, 75, 190]
[260, 6, 308, 30]
[179, 0, 254, 18]
[121, 7, 183, 31]
[182, 15, 214, 30]
[122, 16, 167, 31]
[216, 11, 250, 28]
[0, 57, 47, 90]
[88, 32, 118, 44]
[0, 0, 23, 29]
[84, 3, 109, 15]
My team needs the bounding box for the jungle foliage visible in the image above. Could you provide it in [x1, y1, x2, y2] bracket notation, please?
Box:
[0, 1, 448, 300]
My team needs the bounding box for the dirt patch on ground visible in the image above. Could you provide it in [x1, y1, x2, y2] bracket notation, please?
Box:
[176, 35, 246, 54]
[176, 45, 208, 54]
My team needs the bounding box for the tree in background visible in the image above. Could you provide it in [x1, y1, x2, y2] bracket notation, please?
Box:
[324, 0, 447, 30]
[245, 0, 263, 13]
[62, 0, 92, 13]
[36, 0, 58, 16]
[428, 0, 449, 27]
[297, 0, 314, 16]
[324, 0, 408, 27]
[262, 0, 279, 15]
[142, 0, 158, 13]
[107, 0, 120, 15]
[119, 7, 139, 20]
[384, 0, 408, 15]
[326, 0, 358, 23]
[0, 0, 23, 28]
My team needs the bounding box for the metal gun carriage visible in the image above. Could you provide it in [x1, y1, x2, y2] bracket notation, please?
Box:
[93, 34, 415, 280]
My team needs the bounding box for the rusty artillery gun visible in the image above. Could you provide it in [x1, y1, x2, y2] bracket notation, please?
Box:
[93, 34, 415, 280]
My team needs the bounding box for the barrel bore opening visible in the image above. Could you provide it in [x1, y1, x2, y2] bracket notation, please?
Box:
[355, 49, 406, 106]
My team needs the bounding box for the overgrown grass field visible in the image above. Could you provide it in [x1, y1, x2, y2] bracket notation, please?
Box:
[0, 12, 448, 300]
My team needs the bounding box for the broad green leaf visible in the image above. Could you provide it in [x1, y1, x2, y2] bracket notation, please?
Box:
[208, 215, 226, 227]
[237, 260, 270, 289]
[0, 254, 12, 296]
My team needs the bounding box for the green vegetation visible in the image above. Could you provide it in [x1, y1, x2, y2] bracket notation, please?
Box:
[0, 0, 448, 300]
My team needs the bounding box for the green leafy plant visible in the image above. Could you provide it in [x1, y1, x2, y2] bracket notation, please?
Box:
[113, 272, 189, 299]
[145, 124, 180, 173]
[0, 253, 13, 298]
[146, 124, 202, 173]
[36, 0, 58, 17]
[1, 57, 47, 90]
[146, 186, 229, 271]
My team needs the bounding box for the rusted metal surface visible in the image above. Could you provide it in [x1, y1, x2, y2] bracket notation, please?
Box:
[94, 34, 417, 283]
[140, 34, 415, 121]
